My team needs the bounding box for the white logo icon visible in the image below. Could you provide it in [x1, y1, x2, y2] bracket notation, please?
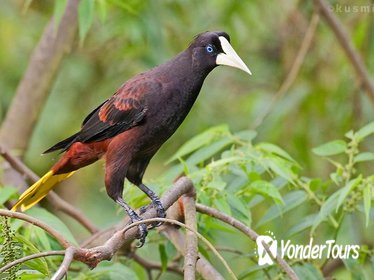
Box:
[256, 231, 277, 266]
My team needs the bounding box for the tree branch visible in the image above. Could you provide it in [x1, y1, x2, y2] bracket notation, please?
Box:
[182, 193, 198, 280]
[0, 209, 70, 248]
[196, 203, 299, 280]
[0, 145, 98, 234]
[50, 177, 194, 275]
[51, 246, 76, 280]
[313, 0, 374, 103]
[0, 250, 65, 274]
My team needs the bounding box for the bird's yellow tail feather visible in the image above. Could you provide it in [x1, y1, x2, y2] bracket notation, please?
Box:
[11, 170, 76, 212]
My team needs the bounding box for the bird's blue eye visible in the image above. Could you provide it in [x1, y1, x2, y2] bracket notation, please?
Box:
[206, 45, 215, 53]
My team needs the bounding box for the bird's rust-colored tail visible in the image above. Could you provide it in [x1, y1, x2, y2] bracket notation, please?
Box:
[11, 170, 75, 211]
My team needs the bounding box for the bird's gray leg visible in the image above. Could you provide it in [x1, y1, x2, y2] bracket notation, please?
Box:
[115, 197, 148, 247]
[137, 184, 165, 228]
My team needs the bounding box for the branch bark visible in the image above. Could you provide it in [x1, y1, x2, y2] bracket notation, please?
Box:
[313, 0, 374, 103]
[182, 193, 198, 280]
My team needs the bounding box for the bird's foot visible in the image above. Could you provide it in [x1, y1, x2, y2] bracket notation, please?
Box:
[139, 198, 165, 229]
[136, 184, 165, 228]
[131, 215, 148, 248]
[153, 197, 166, 223]
[116, 198, 148, 247]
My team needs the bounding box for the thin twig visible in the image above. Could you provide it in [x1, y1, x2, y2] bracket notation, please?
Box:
[0, 250, 65, 273]
[0, 145, 98, 234]
[314, 0, 374, 103]
[253, 12, 320, 128]
[196, 203, 299, 280]
[52, 246, 77, 280]
[182, 193, 198, 280]
[0, 209, 70, 248]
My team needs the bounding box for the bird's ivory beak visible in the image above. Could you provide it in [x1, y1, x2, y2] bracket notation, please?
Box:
[216, 36, 252, 75]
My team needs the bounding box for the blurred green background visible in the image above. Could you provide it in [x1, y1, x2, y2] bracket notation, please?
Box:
[1, 0, 374, 279]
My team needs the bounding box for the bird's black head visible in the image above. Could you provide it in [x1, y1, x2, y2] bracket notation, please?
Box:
[189, 31, 251, 75]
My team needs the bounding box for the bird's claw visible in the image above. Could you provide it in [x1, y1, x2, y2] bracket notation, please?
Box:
[148, 199, 166, 229]
[138, 200, 165, 229]
[135, 222, 148, 248]
[139, 205, 149, 215]
[133, 218, 148, 248]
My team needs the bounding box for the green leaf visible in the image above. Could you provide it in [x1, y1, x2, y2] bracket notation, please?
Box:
[256, 191, 307, 227]
[312, 140, 347, 156]
[16, 270, 46, 279]
[32, 227, 52, 251]
[25, 208, 77, 245]
[265, 157, 296, 183]
[233, 130, 257, 142]
[343, 258, 366, 280]
[336, 176, 362, 212]
[286, 214, 317, 237]
[186, 137, 233, 165]
[0, 186, 18, 205]
[227, 194, 249, 217]
[214, 197, 231, 216]
[354, 152, 374, 163]
[293, 263, 324, 280]
[53, 0, 67, 30]
[15, 235, 49, 275]
[167, 124, 229, 163]
[356, 121, 374, 141]
[257, 142, 296, 163]
[249, 180, 284, 205]
[78, 0, 95, 44]
[207, 178, 226, 191]
[208, 156, 242, 169]
[363, 182, 372, 227]
[158, 243, 168, 273]
[311, 190, 342, 233]
[93, 262, 139, 279]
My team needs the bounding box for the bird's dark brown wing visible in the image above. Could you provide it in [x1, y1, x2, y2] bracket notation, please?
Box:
[44, 78, 161, 153]
[78, 95, 147, 142]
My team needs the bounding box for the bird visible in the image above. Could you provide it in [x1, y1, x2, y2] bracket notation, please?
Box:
[11, 31, 251, 246]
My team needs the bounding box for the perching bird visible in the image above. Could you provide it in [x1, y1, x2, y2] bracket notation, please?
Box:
[12, 31, 251, 245]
